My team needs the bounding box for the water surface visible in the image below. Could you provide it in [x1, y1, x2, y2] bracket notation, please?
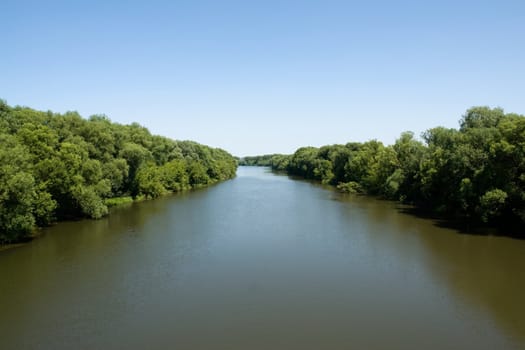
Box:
[1, 167, 524, 349]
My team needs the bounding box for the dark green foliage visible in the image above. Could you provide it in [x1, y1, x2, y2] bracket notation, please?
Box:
[136, 163, 167, 199]
[0, 134, 57, 242]
[239, 154, 291, 171]
[240, 154, 282, 167]
[336, 181, 362, 194]
[161, 159, 189, 191]
[0, 102, 237, 243]
[245, 107, 525, 233]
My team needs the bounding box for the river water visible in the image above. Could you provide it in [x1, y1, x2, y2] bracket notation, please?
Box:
[1, 166, 524, 349]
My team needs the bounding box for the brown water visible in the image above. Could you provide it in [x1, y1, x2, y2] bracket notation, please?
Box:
[1, 166, 524, 349]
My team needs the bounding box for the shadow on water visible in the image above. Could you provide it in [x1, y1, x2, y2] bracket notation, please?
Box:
[264, 169, 525, 344]
[396, 206, 525, 241]
[278, 167, 525, 241]
[330, 190, 525, 345]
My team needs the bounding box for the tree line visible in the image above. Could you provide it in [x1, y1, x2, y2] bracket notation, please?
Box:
[240, 107, 525, 233]
[0, 101, 237, 243]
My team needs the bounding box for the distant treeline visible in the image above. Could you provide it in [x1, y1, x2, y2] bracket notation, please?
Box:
[239, 154, 285, 167]
[241, 107, 525, 231]
[0, 101, 237, 243]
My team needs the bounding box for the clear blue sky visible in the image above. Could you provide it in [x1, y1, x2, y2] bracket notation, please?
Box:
[2, 0, 524, 156]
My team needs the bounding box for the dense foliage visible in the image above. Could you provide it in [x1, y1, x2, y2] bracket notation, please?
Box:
[0, 101, 237, 243]
[242, 107, 525, 231]
[238, 154, 290, 170]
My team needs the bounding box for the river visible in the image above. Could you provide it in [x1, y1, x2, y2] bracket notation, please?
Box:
[1, 166, 524, 349]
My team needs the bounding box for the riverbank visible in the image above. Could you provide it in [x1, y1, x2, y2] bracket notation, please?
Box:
[0, 101, 238, 244]
[240, 106, 525, 238]
[246, 165, 522, 239]
[0, 175, 237, 250]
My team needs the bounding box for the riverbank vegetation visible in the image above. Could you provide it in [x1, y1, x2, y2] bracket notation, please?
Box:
[0, 100, 237, 243]
[240, 107, 525, 232]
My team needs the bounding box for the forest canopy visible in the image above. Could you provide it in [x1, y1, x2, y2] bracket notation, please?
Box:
[0, 100, 237, 243]
[240, 107, 525, 232]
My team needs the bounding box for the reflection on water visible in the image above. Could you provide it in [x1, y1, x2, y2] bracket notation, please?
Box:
[332, 192, 525, 342]
[0, 166, 524, 349]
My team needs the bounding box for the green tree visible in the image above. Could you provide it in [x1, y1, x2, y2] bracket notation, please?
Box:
[0, 134, 56, 242]
[136, 163, 166, 199]
[161, 159, 189, 191]
[0, 100, 237, 242]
